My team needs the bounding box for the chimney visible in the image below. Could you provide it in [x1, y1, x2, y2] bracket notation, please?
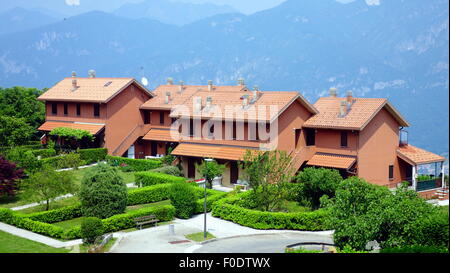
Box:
[71, 71, 77, 91]
[167, 77, 174, 85]
[165, 92, 171, 104]
[339, 101, 347, 117]
[208, 80, 213, 91]
[206, 96, 212, 108]
[88, 69, 96, 78]
[346, 90, 353, 105]
[194, 97, 202, 113]
[251, 85, 259, 103]
[242, 95, 249, 108]
[329, 87, 337, 97]
[237, 78, 245, 86]
[178, 81, 184, 93]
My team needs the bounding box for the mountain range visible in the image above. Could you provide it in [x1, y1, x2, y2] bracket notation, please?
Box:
[0, 0, 448, 156]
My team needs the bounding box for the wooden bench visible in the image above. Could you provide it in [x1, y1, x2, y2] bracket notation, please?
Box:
[134, 215, 159, 230]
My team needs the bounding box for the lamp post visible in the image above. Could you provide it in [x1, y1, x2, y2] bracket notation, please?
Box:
[203, 158, 213, 240]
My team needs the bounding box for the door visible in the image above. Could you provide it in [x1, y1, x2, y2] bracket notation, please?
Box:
[127, 145, 135, 159]
[230, 161, 239, 184]
[151, 142, 157, 156]
[295, 129, 301, 148]
[188, 159, 196, 178]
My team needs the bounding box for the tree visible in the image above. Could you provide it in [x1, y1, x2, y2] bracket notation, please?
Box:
[79, 163, 128, 219]
[239, 150, 295, 212]
[0, 156, 24, 197]
[49, 127, 94, 149]
[196, 159, 226, 189]
[23, 165, 78, 211]
[296, 167, 343, 210]
[5, 147, 42, 173]
[0, 116, 35, 147]
[329, 177, 448, 251]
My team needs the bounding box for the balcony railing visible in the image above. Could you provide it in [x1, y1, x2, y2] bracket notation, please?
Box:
[416, 178, 442, 192]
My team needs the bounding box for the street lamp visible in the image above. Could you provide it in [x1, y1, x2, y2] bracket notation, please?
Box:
[203, 158, 213, 240]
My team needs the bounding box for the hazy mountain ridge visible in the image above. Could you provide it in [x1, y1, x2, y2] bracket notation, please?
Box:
[0, 0, 447, 155]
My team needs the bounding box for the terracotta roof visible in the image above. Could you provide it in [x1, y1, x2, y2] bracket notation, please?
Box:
[397, 145, 445, 165]
[140, 84, 247, 110]
[142, 128, 180, 142]
[303, 97, 409, 130]
[307, 153, 356, 170]
[171, 143, 252, 161]
[38, 121, 105, 135]
[38, 78, 152, 103]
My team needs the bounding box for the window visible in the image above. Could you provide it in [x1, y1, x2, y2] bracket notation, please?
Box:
[144, 111, 151, 124]
[160, 112, 164, 125]
[93, 104, 100, 117]
[341, 131, 348, 147]
[208, 121, 214, 138]
[76, 103, 81, 116]
[63, 103, 68, 115]
[306, 129, 315, 146]
[51, 103, 57, 115]
[389, 165, 394, 180]
[189, 119, 194, 137]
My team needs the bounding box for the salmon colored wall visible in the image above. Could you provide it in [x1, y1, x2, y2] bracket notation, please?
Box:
[45, 102, 107, 123]
[104, 84, 151, 156]
[314, 129, 358, 156]
[148, 110, 172, 127]
[358, 108, 401, 187]
[277, 100, 312, 153]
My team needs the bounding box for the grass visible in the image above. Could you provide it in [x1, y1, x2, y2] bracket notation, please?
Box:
[126, 200, 171, 212]
[53, 217, 84, 230]
[185, 232, 215, 242]
[0, 230, 70, 253]
[270, 200, 311, 213]
[16, 196, 80, 214]
[69, 167, 135, 186]
[285, 247, 322, 253]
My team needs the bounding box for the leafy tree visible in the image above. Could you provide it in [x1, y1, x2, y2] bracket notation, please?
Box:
[79, 163, 128, 219]
[239, 150, 295, 212]
[0, 156, 24, 197]
[296, 167, 343, 210]
[0, 86, 45, 131]
[49, 127, 94, 149]
[23, 165, 78, 210]
[196, 159, 226, 189]
[169, 182, 198, 219]
[329, 177, 448, 251]
[5, 147, 42, 174]
[0, 116, 35, 147]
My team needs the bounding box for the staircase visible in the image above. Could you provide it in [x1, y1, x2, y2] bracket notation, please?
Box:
[435, 188, 449, 200]
[111, 124, 151, 157]
[290, 146, 316, 172]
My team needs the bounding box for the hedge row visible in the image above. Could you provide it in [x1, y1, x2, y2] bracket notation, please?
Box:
[24, 204, 82, 224]
[211, 194, 330, 231]
[106, 155, 162, 172]
[78, 148, 108, 164]
[40, 153, 86, 169]
[194, 188, 228, 214]
[134, 171, 186, 187]
[31, 148, 57, 159]
[127, 184, 172, 205]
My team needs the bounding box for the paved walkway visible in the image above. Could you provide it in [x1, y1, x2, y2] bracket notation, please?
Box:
[109, 213, 333, 253]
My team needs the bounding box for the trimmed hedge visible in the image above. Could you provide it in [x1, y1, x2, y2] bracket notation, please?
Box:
[193, 188, 228, 214]
[32, 148, 57, 159]
[135, 171, 186, 187]
[24, 204, 82, 224]
[127, 184, 172, 205]
[211, 194, 330, 231]
[78, 148, 108, 164]
[106, 155, 162, 172]
[40, 153, 86, 169]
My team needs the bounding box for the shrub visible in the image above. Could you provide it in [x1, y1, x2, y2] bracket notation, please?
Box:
[194, 189, 228, 214]
[102, 205, 175, 233]
[127, 184, 172, 205]
[0, 156, 24, 197]
[151, 165, 183, 177]
[106, 155, 162, 172]
[169, 183, 198, 219]
[78, 148, 108, 164]
[81, 217, 104, 244]
[211, 193, 330, 230]
[25, 204, 82, 223]
[79, 163, 128, 219]
[41, 153, 85, 169]
[32, 148, 56, 159]
[135, 171, 185, 187]
[380, 245, 449, 253]
[5, 147, 42, 173]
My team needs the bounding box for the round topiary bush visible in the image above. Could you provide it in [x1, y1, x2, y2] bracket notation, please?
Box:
[79, 163, 128, 219]
[81, 217, 104, 244]
[169, 183, 198, 219]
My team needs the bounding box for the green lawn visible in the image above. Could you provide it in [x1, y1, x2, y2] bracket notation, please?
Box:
[16, 196, 80, 214]
[0, 230, 69, 253]
[69, 167, 135, 186]
[185, 232, 215, 242]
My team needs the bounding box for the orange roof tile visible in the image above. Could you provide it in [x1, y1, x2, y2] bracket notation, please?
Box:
[142, 128, 180, 142]
[303, 97, 409, 130]
[397, 145, 445, 165]
[307, 153, 356, 169]
[38, 78, 152, 103]
[38, 121, 105, 135]
[171, 143, 252, 161]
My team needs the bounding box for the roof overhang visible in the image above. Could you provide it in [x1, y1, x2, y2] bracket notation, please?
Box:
[306, 153, 357, 170]
[397, 145, 445, 166]
[171, 143, 253, 161]
[38, 121, 105, 135]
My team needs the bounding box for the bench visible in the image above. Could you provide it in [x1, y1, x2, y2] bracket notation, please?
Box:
[134, 215, 159, 230]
